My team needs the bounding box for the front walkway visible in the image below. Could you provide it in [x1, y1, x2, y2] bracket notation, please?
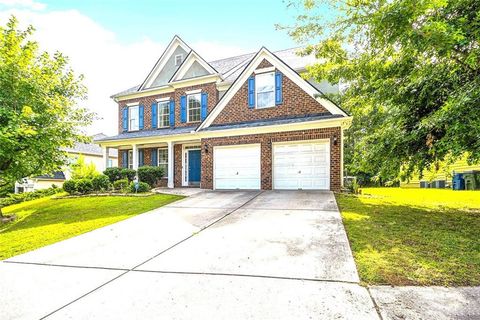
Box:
[1, 191, 478, 319]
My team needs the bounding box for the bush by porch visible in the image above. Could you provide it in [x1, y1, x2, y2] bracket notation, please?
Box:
[63, 166, 164, 195]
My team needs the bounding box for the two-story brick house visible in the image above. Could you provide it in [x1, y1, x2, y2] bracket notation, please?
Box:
[96, 36, 352, 191]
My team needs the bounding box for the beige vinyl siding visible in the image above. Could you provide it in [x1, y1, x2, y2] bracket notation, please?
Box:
[401, 155, 480, 187]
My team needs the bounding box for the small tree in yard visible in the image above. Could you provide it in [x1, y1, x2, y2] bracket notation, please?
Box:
[0, 16, 92, 218]
[71, 155, 98, 179]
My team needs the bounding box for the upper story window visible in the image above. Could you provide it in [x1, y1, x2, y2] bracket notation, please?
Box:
[255, 72, 275, 108]
[175, 54, 183, 66]
[128, 105, 139, 131]
[158, 101, 170, 127]
[187, 93, 201, 122]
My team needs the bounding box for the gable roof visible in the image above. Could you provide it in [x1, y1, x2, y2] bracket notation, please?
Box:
[65, 134, 118, 157]
[35, 171, 66, 181]
[139, 35, 192, 91]
[200, 113, 343, 131]
[209, 47, 317, 78]
[170, 49, 218, 82]
[111, 45, 320, 99]
[197, 47, 348, 130]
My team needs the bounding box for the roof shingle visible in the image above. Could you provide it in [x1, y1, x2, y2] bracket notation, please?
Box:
[111, 47, 316, 98]
[94, 126, 197, 142]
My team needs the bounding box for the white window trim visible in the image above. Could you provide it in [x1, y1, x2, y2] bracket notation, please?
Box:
[254, 66, 275, 74]
[255, 71, 275, 109]
[157, 148, 168, 177]
[128, 105, 140, 131]
[185, 89, 201, 95]
[155, 97, 170, 102]
[187, 92, 201, 123]
[157, 101, 170, 128]
[175, 54, 183, 66]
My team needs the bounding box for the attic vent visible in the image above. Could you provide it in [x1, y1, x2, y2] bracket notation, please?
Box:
[175, 54, 183, 66]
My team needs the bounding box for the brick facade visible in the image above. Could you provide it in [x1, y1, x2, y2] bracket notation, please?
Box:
[200, 127, 342, 191]
[173, 83, 218, 128]
[114, 58, 345, 192]
[118, 150, 127, 168]
[118, 82, 218, 133]
[211, 59, 329, 126]
[174, 144, 183, 187]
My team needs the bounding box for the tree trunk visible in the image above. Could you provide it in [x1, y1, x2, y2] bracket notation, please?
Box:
[0, 206, 4, 218]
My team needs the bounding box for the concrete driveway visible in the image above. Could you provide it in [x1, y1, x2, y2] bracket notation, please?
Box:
[1, 190, 380, 319]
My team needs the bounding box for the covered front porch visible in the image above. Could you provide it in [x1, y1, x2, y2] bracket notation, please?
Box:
[101, 139, 202, 188]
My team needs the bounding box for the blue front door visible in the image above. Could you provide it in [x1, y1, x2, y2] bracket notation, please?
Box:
[188, 149, 201, 184]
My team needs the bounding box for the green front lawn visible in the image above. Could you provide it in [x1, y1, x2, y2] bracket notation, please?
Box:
[336, 188, 480, 286]
[0, 193, 183, 260]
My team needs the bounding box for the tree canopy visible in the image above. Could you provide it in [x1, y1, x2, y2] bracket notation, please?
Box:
[283, 0, 480, 182]
[0, 16, 92, 193]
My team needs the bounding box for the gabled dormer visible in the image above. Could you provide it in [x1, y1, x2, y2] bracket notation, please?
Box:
[139, 36, 191, 90]
[197, 47, 347, 130]
[170, 50, 218, 82]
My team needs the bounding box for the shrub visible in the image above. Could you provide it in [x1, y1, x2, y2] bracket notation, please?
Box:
[92, 174, 110, 192]
[71, 155, 99, 179]
[102, 167, 136, 182]
[76, 179, 93, 194]
[121, 168, 137, 181]
[113, 179, 129, 191]
[129, 181, 150, 193]
[63, 180, 77, 194]
[137, 166, 164, 187]
[347, 179, 360, 195]
[103, 167, 123, 183]
[0, 186, 63, 207]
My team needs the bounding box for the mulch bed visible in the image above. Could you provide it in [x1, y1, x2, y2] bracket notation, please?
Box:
[55, 193, 156, 199]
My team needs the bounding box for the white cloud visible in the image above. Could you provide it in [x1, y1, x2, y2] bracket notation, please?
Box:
[0, 9, 251, 136]
[0, 0, 46, 10]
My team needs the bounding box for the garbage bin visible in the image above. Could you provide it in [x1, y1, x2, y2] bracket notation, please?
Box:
[452, 173, 465, 190]
[463, 171, 480, 190]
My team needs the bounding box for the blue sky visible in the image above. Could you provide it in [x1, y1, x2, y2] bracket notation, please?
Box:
[36, 0, 303, 50]
[0, 0, 326, 134]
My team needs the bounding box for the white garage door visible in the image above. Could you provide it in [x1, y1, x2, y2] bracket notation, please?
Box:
[214, 144, 261, 190]
[273, 141, 330, 190]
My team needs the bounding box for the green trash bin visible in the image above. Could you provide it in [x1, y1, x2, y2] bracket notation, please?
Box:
[463, 171, 480, 190]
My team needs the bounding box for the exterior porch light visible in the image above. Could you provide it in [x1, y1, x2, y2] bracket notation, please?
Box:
[204, 144, 209, 154]
[333, 136, 338, 146]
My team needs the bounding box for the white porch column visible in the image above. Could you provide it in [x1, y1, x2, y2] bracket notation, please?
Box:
[132, 144, 139, 170]
[167, 141, 174, 188]
[102, 147, 110, 171]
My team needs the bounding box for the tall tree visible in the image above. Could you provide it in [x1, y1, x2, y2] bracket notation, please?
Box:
[0, 16, 92, 216]
[282, 0, 480, 182]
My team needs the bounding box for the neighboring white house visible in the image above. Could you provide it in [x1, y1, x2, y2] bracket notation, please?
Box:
[15, 134, 118, 193]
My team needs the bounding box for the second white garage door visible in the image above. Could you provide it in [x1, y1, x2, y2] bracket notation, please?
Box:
[214, 144, 261, 190]
[273, 140, 330, 190]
